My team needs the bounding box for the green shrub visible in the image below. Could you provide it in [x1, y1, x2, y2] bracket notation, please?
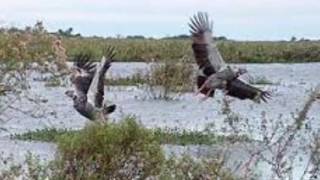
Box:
[144, 58, 194, 100]
[52, 116, 165, 179]
[50, 117, 236, 179]
[160, 156, 234, 180]
[106, 59, 194, 100]
[106, 71, 147, 86]
[248, 76, 276, 85]
[0, 24, 54, 63]
[6, 117, 236, 179]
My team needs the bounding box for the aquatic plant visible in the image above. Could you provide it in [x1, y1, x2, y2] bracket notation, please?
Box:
[7, 116, 236, 179]
[143, 57, 194, 100]
[247, 76, 274, 85]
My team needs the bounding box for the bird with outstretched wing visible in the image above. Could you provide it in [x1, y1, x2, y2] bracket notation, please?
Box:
[189, 12, 271, 103]
[65, 47, 116, 121]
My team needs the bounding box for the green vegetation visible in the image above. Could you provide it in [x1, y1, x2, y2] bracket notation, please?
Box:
[12, 128, 77, 142]
[63, 37, 193, 62]
[63, 38, 320, 63]
[6, 117, 235, 179]
[0, 152, 52, 180]
[153, 128, 250, 145]
[1, 23, 320, 64]
[53, 117, 164, 179]
[44, 76, 64, 87]
[159, 156, 234, 180]
[107, 72, 147, 86]
[13, 123, 250, 145]
[0, 22, 55, 63]
[106, 59, 194, 99]
[147, 60, 194, 93]
[248, 76, 277, 85]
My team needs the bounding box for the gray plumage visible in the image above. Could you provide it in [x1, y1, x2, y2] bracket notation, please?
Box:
[198, 66, 247, 96]
[66, 47, 116, 121]
[190, 12, 271, 102]
[189, 12, 226, 72]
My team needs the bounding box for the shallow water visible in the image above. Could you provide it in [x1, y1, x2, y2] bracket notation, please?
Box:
[0, 62, 320, 179]
[2, 62, 319, 136]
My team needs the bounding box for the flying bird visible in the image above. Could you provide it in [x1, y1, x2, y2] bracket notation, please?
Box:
[65, 47, 116, 122]
[189, 12, 271, 102]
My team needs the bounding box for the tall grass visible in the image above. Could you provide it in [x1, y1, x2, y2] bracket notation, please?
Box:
[62, 38, 320, 63]
[1, 23, 320, 63]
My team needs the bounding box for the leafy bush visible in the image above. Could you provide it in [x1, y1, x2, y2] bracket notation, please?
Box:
[143, 58, 194, 100]
[0, 22, 54, 63]
[106, 71, 147, 86]
[51, 117, 236, 179]
[5, 117, 236, 179]
[106, 59, 194, 100]
[52, 116, 165, 179]
[160, 156, 234, 180]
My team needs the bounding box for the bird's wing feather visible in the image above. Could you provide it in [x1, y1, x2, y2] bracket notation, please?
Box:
[189, 12, 226, 72]
[189, 12, 271, 102]
[87, 46, 115, 108]
[189, 12, 227, 97]
[72, 53, 96, 97]
[226, 78, 271, 103]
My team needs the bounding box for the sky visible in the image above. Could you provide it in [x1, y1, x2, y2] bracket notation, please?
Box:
[1, 0, 320, 40]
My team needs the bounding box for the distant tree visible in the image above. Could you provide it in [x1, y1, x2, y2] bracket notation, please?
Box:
[126, 35, 145, 39]
[299, 38, 310, 42]
[290, 36, 297, 42]
[116, 34, 122, 39]
[33, 21, 45, 33]
[57, 27, 81, 37]
[66, 27, 73, 35]
[176, 34, 190, 39]
[215, 36, 227, 41]
[7, 27, 21, 33]
[162, 34, 227, 40]
[161, 34, 190, 40]
[58, 29, 64, 35]
[24, 26, 32, 33]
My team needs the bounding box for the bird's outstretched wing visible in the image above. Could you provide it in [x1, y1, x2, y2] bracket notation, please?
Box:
[226, 79, 271, 103]
[189, 12, 226, 97]
[189, 12, 271, 102]
[189, 12, 226, 72]
[87, 46, 115, 108]
[71, 53, 96, 97]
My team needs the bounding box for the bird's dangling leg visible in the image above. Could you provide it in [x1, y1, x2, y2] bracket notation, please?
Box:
[221, 80, 229, 95]
[200, 88, 214, 102]
[195, 75, 215, 96]
[195, 81, 209, 96]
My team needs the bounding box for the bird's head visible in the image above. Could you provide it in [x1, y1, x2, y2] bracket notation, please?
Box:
[236, 68, 248, 76]
[70, 66, 81, 83]
[65, 90, 76, 100]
